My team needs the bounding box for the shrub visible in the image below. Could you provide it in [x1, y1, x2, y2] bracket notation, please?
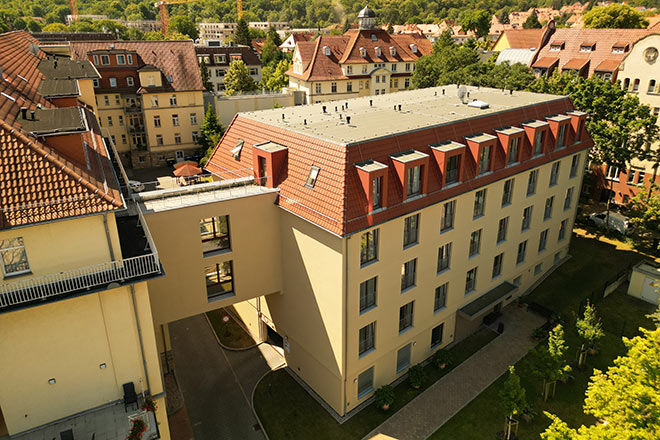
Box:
[433, 350, 453, 369]
[374, 385, 395, 410]
[408, 364, 426, 389]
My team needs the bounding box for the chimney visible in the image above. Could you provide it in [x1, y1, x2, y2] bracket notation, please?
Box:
[335, 106, 337, 112]
[30, 110, 35, 120]
[393, 105, 396, 110]
[442, 89, 445, 95]
[282, 113, 285, 120]
[369, 99, 373, 106]
[398, 104, 401, 111]
[304, 119, 307, 125]
[322, 105, 326, 113]
[20, 107, 27, 119]
[53, 59, 57, 69]
[339, 113, 342, 119]
[345, 102, 348, 109]
[346, 116, 351, 124]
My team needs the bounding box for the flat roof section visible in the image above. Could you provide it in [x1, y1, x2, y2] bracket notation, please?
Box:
[431, 140, 465, 152]
[20, 107, 86, 135]
[465, 132, 497, 143]
[546, 114, 571, 123]
[255, 141, 288, 153]
[355, 160, 388, 172]
[522, 120, 549, 129]
[495, 126, 525, 136]
[459, 281, 517, 319]
[391, 150, 429, 163]
[239, 85, 567, 145]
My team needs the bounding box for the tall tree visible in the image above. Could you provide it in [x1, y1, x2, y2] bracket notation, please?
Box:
[168, 15, 198, 39]
[461, 9, 491, 40]
[576, 301, 604, 367]
[199, 59, 213, 92]
[499, 366, 527, 440]
[224, 60, 258, 95]
[266, 25, 281, 47]
[583, 4, 649, 29]
[260, 38, 282, 67]
[199, 104, 224, 165]
[264, 59, 291, 91]
[541, 327, 660, 439]
[497, 9, 510, 25]
[530, 324, 572, 401]
[523, 10, 542, 29]
[234, 18, 250, 46]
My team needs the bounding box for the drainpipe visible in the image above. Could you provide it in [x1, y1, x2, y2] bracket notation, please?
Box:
[343, 235, 350, 416]
[131, 285, 151, 393]
[103, 213, 116, 261]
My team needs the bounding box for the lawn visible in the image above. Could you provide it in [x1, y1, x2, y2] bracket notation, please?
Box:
[206, 306, 256, 349]
[253, 327, 498, 440]
[429, 236, 656, 439]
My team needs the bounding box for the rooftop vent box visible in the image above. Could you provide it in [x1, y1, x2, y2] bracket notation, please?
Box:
[467, 100, 489, 109]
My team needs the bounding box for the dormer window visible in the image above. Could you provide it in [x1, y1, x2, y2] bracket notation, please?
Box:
[323, 46, 331, 56]
[612, 43, 628, 54]
[410, 44, 418, 54]
[550, 41, 564, 51]
[360, 47, 366, 57]
[371, 34, 377, 41]
[166, 75, 173, 83]
[375, 47, 381, 57]
[580, 43, 595, 53]
[390, 46, 396, 56]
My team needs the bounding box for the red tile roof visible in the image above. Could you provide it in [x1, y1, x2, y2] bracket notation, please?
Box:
[500, 29, 545, 49]
[535, 28, 653, 77]
[594, 59, 620, 72]
[532, 56, 559, 68]
[206, 91, 590, 237]
[288, 29, 431, 82]
[70, 40, 204, 92]
[562, 58, 589, 70]
[0, 31, 123, 227]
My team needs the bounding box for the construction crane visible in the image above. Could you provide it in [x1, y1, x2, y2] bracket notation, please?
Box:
[155, 0, 196, 35]
[237, 0, 242, 20]
[68, 0, 78, 23]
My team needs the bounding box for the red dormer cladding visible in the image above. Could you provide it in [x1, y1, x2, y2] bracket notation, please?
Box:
[522, 120, 551, 158]
[494, 126, 525, 165]
[207, 97, 591, 237]
[545, 114, 572, 149]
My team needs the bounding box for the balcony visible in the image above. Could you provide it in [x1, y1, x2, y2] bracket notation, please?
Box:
[128, 125, 145, 134]
[124, 104, 142, 113]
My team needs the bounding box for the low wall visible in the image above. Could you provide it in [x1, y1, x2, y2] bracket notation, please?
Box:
[215, 91, 304, 126]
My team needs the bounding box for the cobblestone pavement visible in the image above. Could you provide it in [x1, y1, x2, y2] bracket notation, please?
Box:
[365, 306, 546, 440]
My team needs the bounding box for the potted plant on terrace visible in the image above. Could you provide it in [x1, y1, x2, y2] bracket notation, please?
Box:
[408, 364, 425, 389]
[374, 385, 394, 411]
[127, 417, 147, 440]
[142, 394, 157, 413]
[433, 350, 452, 370]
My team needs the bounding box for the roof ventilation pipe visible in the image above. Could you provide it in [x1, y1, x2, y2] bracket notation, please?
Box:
[30, 110, 35, 120]
[322, 105, 327, 113]
[20, 107, 27, 119]
[369, 99, 372, 106]
[346, 116, 351, 124]
[398, 104, 401, 111]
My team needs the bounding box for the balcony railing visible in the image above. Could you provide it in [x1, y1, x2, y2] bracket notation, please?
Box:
[0, 253, 161, 310]
[128, 125, 146, 134]
[125, 105, 142, 113]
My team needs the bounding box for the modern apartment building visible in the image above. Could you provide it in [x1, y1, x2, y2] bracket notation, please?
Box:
[287, 5, 431, 104]
[0, 31, 169, 439]
[69, 40, 205, 168]
[598, 34, 660, 204]
[195, 45, 262, 93]
[133, 84, 590, 421]
[198, 21, 290, 44]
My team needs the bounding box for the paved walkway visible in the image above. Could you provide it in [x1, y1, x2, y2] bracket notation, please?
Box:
[364, 306, 546, 440]
[169, 314, 285, 440]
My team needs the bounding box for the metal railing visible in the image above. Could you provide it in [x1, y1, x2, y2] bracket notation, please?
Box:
[0, 253, 161, 310]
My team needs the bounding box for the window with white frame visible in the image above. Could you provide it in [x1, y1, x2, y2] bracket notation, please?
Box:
[170, 95, 177, 106]
[190, 113, 198, 125]
[172, 114, 179, 126]
[1, 237, 30, 277]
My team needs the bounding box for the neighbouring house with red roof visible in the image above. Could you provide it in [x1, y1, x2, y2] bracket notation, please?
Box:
[279, 32, 313, 53]
[287, 5, 431, 104]
[0, 31, 170, 439]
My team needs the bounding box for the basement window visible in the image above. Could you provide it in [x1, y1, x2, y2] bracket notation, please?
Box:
[305, 166, 320, 188]
[230, 139, 244, 160]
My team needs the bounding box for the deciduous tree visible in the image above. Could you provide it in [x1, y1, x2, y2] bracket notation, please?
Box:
[523, 10, 542, 29]
[499, 366, 527, 440]
[576, 301, 604, 367]
[461, 9, 491, 40]
[234, 18, 250, 46]
[224, 60, 257, 95]
[583, 4, 649, 29]
[199, 105, 224, 165]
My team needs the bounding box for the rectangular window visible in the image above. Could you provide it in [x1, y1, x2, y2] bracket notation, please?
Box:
[469, 229, 482, 257]
[477, 146, 491, 174]
[151, 96, 159, 107]
[205, 261, 235, 298]
[534, 263, 543, 275]
[606, 165, 620, 181]
[153, 115, 161, 127]
[121, 134, 127, 144]
[437, 243, 452, 273]
[559, 219, 568, 241]
[473, 189, 486, 218]
[360, 277, 377, 312]
[441, 200, 455, 231]
[357, 367, 374, 398]
[126, 76, 134, 86]
[576, 120, 583, 142]
[544, 196, 554, 220]
[564, 187, 574, 210]
[373, 177, 382, 209]
[513, 275, 522, 286]
[200, 216, 231, 254]
[117, 54, 126, 64]
[403, 214, 419, 247]
[627, 170, 636, 184]
[502, 179, 514, 206]
[359, 322, 375, 356]
[522, 206, 533, 231]
[93, 55, 99, 65]
[399, 301, 414, 333]
[172, 114, 179, 126]
[549, 162, 560, 186]
[557, 124, 567, 148]
[465, 268, 477, 294]
[517, 240, 527, 265]
[174, 133, 182, 144]
[100, 55, 109, 65]
[305, 166, 320, 188]
[315, 83, 321, 93]
[360, 229, 379, 266]
[497, 217, 509, 243]
[431, 323, 444, 347]
[170, 95, 177, 106]
[0, 237, 30, 276]
[492, 253, 504, 278]
[107, 116, 113, 126]
[534, 131, 545, 155]
[93, 78, 99, 88]
[109, 77, 117, 88]
[118, 115, 124, 126]
[527, 169, 538, 195]
[407, 165, 422, 197]
[190, 113, 198, 125]
[331, 82, 337, 93]
[103, 96, 109, 106]
[570, 154, 580, 177]
[434, 283, 447, 312]
[192, 131, 199, 143]
[115, 95, 120, 105]
[401, 259, 417, 291]
[127, 54, 133, 64]
[446, 155, 459, 184]
[507, 137, 519, 165]
[538, 229, 548, 252]
[156, 134, 163, 145]
[396, 343, 411, 373]
[347, 82, 353, 92]
[638, 171, 646, 184]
